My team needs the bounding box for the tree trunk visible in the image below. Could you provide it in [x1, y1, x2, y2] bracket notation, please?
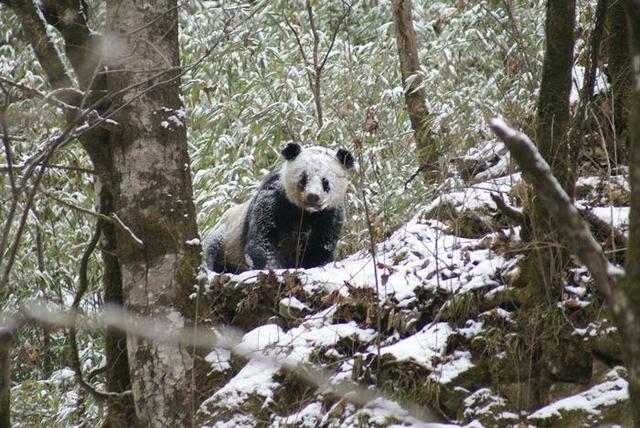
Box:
[0, 331, 10, 428]
[608, 0, 632, 147]
[100, 187, 137, 427]
[623, 0, 640, 424]
[522, 0, 576, 303]
[391, 0, 438, 180]
[105, 1, 202, 425]
[517, 0, 576, 409]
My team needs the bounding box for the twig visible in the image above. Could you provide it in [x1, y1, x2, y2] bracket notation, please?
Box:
[110, 213, 144, 248]
[42, 192, 113, 223]
[0, 120, 80, 291]
[403, 165, 426, 189]
[285, 1, 351, 130]
[0, 162, 95, 174]
[319, 2, 351, 71]
[490, 192, 527, 224]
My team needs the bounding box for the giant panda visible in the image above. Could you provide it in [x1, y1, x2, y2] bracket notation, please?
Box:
[203, 143, 354, 273]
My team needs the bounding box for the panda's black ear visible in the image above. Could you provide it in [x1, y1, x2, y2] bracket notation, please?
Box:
[281, 143, 301, 160]
[336, 148, 354, 169]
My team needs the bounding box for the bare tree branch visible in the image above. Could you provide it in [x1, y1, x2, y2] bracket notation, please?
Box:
[284, 1, 351, 130]
[67, 221, 129, 401]
[489, 117, 623, 299]
[569, 0, 608, 174]
[7, 1, 72, 89]
[319, 2, 351, 71]
[42, 192, 113, 223]
[110, 214, 144, 249]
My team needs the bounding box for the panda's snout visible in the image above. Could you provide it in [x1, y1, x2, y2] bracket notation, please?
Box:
[305, 193, 320, 205]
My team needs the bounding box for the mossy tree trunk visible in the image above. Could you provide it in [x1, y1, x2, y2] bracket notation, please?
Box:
[623, 0, 640, 424]
[105, 0, 202, 424]
[522, 0, 576, 308]
[392, 0, 439, 180]
[518, 0, 577, 409]
[4, 0, 203, 424]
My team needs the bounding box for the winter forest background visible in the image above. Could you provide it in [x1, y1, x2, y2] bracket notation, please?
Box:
[1, 0, 640, 426]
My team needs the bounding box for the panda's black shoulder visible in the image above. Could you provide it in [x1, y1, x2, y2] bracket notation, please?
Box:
[257, 169, 284, 193]
[247, 169, 286, 213]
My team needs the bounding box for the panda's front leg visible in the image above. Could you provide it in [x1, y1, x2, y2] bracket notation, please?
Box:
[245, 235, 278, 270]
[244, 194, 279, 270]
[302, 209, 344, 268]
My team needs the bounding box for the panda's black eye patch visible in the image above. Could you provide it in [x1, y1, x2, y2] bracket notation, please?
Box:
[322, 177, 330, 193]
[298, 172, 308, 191]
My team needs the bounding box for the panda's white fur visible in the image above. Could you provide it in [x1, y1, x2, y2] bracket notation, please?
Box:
[204, 201, 252, 272]
[203, 143, 353, 273]
[281, 146, 350, 213]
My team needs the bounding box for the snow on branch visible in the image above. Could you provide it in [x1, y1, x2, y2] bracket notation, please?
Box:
[488, 117, 623, 301]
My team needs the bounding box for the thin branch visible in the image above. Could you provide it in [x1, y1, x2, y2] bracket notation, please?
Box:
[42, 192, 113, 223]
[110, 213, 144, 248]
[283, 15, 310, 65]
[0, 124, 78, 291]
[305, 0, 320, 71]
[319, 2, 351, 71]
[0, 83, 18, 279]
[0, 83, 16, 196]
[569, 0, 608, 167]
[8, 0, 72, 89]
[68, 221, 116, 401]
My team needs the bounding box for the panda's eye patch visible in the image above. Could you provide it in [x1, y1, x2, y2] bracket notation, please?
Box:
[298, 172, 308, 191]
[322, 177, 330, 193]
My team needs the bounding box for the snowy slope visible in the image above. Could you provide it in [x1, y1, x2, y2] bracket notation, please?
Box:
[199, 142, 631, 427]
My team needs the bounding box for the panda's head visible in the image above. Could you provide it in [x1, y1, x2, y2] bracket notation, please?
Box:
[280, 143, 354, 212]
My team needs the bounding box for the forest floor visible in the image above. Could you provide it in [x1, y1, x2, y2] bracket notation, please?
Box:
[198, 138, 630, 427]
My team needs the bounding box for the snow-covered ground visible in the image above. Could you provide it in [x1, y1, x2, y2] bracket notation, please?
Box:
[199, 141, 631, 427]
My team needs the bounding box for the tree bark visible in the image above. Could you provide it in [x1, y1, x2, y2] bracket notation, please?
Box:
[391, 0, 438, 179]
[0, 330, 10, 428]
[608, 0, 632, 145]
[104, 1, 202, 425]
[522, 0, 576, 301]
[4, 0, 203, 424]
[623, 0, 640, 424]
[514, 0, 576, 409]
